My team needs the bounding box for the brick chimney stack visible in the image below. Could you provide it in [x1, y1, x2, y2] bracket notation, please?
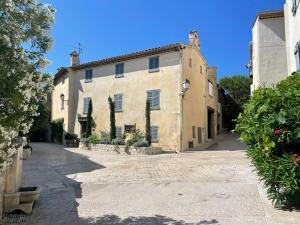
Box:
[189, 30, 200, 50]
[70, 51, 79, 66]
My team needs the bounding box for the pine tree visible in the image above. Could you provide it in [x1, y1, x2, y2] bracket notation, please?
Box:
[108, 97, 116, 140]
[86, 99, 93, 137]
[145, 99, 151, 145]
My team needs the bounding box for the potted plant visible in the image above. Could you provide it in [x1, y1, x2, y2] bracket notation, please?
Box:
[64, 133, 79, 147]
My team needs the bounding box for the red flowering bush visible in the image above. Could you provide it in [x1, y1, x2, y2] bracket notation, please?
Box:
[236, 73, 300, 208]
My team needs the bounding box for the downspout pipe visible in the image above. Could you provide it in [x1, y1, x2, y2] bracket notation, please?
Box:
[178, 45, 184, 153]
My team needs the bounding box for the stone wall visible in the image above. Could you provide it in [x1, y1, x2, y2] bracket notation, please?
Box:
[0, 172, 5, 218]
[80, 143, 164, 155]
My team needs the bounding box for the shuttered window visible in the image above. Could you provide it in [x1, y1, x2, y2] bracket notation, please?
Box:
[147, 90, 160, 110]
[115, 63, 124, 78]
[150, 126, 159, 142]
[192, 126, 196, 138]
[116, 126, 122, 138]
[85, 69, 93, 82]
[295, 41, 300, 71]
[83, 97, 91, 114]
[149, 56, 159, 71]
[292, 0, 298, 15]
[208, 81, 214, 96]
[114, 94, 123, 112]
[60, 94, 64, 110]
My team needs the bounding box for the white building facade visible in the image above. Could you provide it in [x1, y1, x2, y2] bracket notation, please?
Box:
[249, 0, 300, 92]
[284, 0, 300, 75]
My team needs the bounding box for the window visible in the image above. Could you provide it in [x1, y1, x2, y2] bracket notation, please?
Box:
[200, 66, 202, 74]
[192, 126, 196, 138]
[149, 56, 159, 72]
[60, 94, 64, 110]
[115, 63, 124, 78]
[83, 97, 91, 114]
[295, 41, 300, 71]
[189, 58, 192, 67]
[208, 81, 214, 96]
[116, 126, 122, 138]
[114, 94, 123, 112]
[150, 126, 159, 142]
[292, 0, 298, 15]
[147, 90, 160, 110]
[85, 69, 93, 82]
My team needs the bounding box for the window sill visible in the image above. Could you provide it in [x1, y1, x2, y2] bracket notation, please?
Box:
[150, 108, 160, 111]
[148, 68, 160, 73]
[85, 80, 93, 83]
[115, 110, 123, 113]
[151, 140, 159, 143]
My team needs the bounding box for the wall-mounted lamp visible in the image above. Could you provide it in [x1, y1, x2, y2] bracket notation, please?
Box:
[181, 79, 190, 96]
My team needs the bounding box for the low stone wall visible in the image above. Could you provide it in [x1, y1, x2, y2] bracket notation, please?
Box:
[80, 143, 163, 155]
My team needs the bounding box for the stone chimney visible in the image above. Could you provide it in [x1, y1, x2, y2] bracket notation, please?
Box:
[189, 30, 200, 49]
[70, 51, 79, 66]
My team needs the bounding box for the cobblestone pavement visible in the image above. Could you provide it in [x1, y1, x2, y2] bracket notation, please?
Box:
[2, 134, 300, 225]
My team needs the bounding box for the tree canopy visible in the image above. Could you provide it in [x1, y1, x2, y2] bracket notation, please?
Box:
[0, 0, 55, 171]
[219, 75, 251, 106]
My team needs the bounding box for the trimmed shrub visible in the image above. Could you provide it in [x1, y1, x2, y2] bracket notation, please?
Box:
[89, 133, 100, 144]
[99, 131, 111, 144]
[108, 97, 116, 141]
[111, 137, 125, 146]
[145, 99, 151, 145]
[133, 140, 149, 147]
[65, 133, 78, 140]
[51, 118, 64, 143]
[86, 99, 93, 137]
[125, 129, 146, 146]
[236, 72, 300, 208]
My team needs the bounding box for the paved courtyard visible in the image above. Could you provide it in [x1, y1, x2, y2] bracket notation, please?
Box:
[2, 134, 300, 225]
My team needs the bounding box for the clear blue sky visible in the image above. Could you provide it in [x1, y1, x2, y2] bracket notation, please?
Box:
[42, 0, 285, 80]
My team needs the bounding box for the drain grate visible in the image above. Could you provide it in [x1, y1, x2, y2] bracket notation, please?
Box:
[1, 215, 30, 225]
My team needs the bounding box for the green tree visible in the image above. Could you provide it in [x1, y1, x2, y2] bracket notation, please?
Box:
[108, 97, 116, 141]
[86, 99, 93, 137]
[219, 75, 251, 106]
[30, 102, 50, 133]
[0, 0, 54, 170]
[145, 99, 151, 145]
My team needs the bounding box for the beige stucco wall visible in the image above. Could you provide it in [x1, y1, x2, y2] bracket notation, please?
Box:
[181, 46, 208, 150]
[207, 67, 219, 139]
[251, 16, 288, 91]
[69, 51, 182, 151]
[51, 74, 69, 133]
[284, 0, 300, 74]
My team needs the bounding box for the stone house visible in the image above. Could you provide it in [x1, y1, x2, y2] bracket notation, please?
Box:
[52, 31, 221, 152]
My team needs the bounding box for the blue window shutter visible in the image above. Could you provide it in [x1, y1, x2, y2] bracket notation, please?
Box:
[155, 56, 159, 68]
[85, 69, 93, 81]
[147, 90, 160, 110]
[153, 90, 160, 109]
[114, 94, 123, 112]
[115, 63, 124, 77]
[150, 126, 159, 142]
[149, 57, 153, 70]
[83, 97, 90, 114]
[116, 127, 122, 137]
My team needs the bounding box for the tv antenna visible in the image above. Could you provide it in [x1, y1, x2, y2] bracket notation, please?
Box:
[72, 42, 83, 55]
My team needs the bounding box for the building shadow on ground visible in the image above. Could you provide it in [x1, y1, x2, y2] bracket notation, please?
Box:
[78, 214, 219, 225]
[1, 143, 219, 225]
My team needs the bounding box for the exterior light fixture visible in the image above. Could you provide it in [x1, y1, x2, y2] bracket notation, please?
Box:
[182, 79, 190, 92]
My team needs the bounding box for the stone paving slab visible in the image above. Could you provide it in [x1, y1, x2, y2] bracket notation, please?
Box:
[2, 134, 300, 225]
